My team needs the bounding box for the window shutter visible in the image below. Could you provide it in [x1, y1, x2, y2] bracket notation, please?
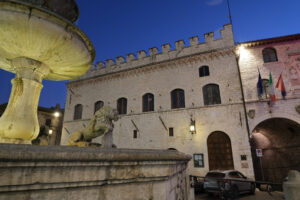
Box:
[143, 95, 147, 112]
[74, 104, 83, 120]
[117, 98, 127, 114]
[203, 84, 221, 105]
[179, 90, 185, 108]
[203, 86, 209, 105]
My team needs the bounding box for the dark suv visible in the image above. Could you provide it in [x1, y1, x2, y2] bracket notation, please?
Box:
[203, 170, 255, 198]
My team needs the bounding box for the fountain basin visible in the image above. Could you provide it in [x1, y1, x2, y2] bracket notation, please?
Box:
[0, 1, 95, 143]
[0, 1, 95, 80]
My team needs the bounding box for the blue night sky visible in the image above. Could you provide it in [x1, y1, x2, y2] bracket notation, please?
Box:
[0, 0, 299, 108]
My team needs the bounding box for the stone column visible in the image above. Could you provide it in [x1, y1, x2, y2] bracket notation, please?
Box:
[0, 57, 49, 144]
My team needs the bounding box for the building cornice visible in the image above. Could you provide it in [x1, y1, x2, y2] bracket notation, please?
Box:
[240, 33, 300, 47]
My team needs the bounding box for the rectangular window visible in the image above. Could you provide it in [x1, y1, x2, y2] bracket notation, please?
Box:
[193, 154, 204, 168]
[133, 130, 137, 139]
[169, 127, 174, 137]
[241, 155, 247, 161]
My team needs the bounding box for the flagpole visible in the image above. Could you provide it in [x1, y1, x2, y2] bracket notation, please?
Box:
[226, 0, 233, 24]
[257, 67, 263, 99]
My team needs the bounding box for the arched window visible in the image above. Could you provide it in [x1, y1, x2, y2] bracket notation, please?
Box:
[74, 104, 83, 120]
[117, 98, 127, 114]
[199, 65, 210, 77]
[171, 89, 185, 109]
[262, 48, 278, 63]
[168, 148, 178, 151]
[203, 84, 221, 105]
[143, 93, 154, 112]
[94, 101, 104, 113]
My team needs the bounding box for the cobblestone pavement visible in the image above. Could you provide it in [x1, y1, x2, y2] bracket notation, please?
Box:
[195, 190, 284, 200]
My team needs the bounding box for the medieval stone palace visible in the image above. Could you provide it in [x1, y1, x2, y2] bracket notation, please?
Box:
[61, 24, 300, 183]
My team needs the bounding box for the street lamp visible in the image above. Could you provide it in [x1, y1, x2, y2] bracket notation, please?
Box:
[189, 119, 196, 134]
[48, 129, 53, 135]
[53, 111, 60, 118]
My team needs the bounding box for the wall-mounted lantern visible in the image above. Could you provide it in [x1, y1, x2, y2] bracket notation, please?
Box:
[189, 118, 196, 134]
[48, 129, 53, 135]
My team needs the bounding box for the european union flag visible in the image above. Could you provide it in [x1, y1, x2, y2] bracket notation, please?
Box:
[257, 68, 263, 99]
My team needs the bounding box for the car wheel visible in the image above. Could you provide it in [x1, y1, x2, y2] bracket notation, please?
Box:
[250, 183, 255, 195]
[228, 186, 239, 199]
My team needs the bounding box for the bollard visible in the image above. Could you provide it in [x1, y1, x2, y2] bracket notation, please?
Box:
[283, 170, 300, 200]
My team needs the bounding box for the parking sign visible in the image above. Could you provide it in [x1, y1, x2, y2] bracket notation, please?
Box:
[256, 149, 263, 157]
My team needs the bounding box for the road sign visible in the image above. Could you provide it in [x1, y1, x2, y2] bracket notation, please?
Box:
[256, 149, 263, 157]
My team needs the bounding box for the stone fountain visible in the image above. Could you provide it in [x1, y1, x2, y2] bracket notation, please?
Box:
[0, 1, 192, 199]
[0, 0, 95, 144]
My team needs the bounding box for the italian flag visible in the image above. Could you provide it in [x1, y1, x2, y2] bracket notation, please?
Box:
[268, 72, 276, 102]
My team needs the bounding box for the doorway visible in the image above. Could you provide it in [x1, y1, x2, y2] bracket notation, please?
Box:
[207, 131, 234, 170]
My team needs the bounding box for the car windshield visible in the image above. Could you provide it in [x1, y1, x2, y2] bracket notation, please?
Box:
[205, 172, 225, 178]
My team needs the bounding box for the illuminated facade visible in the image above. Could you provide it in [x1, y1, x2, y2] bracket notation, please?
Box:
[61, 24, 255, 178]
[238, 35, 300, 183]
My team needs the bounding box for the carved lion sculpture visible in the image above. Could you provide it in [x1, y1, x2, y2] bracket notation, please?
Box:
[67, 106, 118, 147]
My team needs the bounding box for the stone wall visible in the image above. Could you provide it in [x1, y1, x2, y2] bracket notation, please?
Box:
[0, 144, 191, 200]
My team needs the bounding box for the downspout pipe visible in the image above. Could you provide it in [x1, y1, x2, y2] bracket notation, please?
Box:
[234, 45, 251, 141]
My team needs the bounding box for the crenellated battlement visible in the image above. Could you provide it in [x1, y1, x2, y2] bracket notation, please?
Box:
[72, 24, 234, 82]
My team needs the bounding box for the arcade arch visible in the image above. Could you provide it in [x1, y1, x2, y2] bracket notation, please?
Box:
[250, 118, 300, 183]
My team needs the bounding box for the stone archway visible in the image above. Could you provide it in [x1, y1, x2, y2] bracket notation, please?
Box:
[207, 131, 234, 170]
[250, 118, 300, 183]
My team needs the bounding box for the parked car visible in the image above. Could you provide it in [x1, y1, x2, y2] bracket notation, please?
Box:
[203, 170, 255, 198]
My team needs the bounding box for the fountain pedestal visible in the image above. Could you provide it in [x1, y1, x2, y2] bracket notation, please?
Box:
[0, 58, 49, 144]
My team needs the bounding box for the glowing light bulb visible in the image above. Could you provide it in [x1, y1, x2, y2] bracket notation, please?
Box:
[54, 112, 60, 117]
[190, 124, 195, 132]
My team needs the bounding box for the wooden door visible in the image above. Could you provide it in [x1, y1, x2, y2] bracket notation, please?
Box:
[207, 131, 234, 170]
